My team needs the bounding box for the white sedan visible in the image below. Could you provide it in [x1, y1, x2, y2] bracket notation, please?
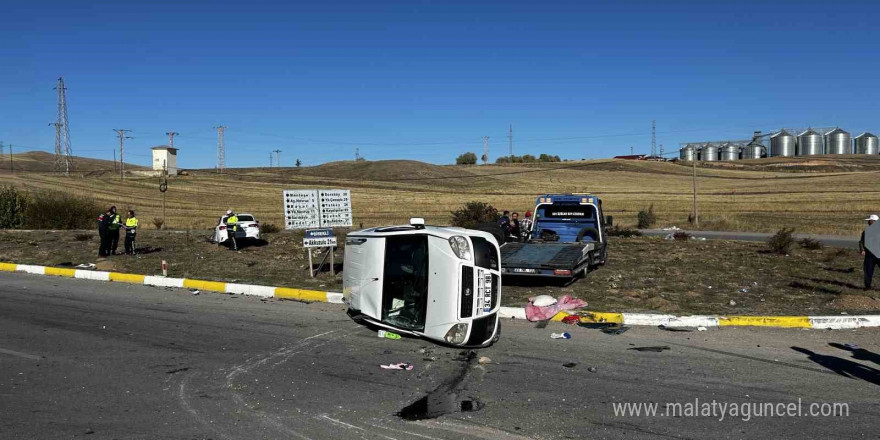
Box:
[213, 213, 262, 244]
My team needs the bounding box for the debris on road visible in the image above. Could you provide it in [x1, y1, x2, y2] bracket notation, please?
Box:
[561, 315, 581, 325]
[697, 326, 707, 331]
[378, 330, 401, 340]
[550, 332, 571, 339]
[532, 295, 557, 307]
[477, 356, 491, 365]
[629, 346, 671, 352]
[535, 320, 550, 328]
[601, 325, 630, 335]
[526, 295, 587, 322]
[75, 263, 96, 270]
[658, 325, 692, 332]
[190, 290, 200, 295]
[562, 362, 577, 368]
[587, 366, 597, 372]
[381, 363, 414, 371]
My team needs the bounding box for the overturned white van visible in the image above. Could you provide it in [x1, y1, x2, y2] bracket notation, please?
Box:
[343, 218, 501, 347]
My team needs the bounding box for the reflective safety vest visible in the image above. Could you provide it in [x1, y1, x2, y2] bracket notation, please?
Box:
[108, 214, 122, 230]
[227, 215, 239, 231]
[125, 217, 138, 231]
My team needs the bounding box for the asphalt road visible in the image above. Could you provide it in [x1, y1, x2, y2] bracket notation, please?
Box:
[1, 272, 878, 440]
[640, 229, 860, 249]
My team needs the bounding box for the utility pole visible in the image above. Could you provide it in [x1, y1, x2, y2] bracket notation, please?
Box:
[508, 124, 514, 159]
[273, 149, 282, 167]
[113, 149, 117, 172]
[166, 131, 179, 149]
[53, 77, 72, 175]
[630, 146, 634, 155]
[651, 120, 656, 158]
[482, 136, 490, 164]
[355, 147, 360, 161]
[214, 125, 227, 173]
[692, 158, 699, 227]
[113, 129, 133, 180]
[269, 152, 273, 167]
[660, 144, 664, 157]
[9, 144, 13, 173]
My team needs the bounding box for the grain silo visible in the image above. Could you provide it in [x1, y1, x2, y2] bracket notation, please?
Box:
[741, 143, 765, 159]
[824, 128, 851, 155]
[700, 143, 718, 161]
[680, 144, 696, 161]
[720, 143, 740, 161]
[770, 130, 796, 157]
[854, 132, 879, 155]
[797, 129, 823, 155]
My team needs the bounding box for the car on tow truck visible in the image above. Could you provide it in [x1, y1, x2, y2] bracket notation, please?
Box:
[342, 218, 502, 347]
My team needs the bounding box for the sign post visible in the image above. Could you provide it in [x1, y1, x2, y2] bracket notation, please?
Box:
[284, 189, 351, 277]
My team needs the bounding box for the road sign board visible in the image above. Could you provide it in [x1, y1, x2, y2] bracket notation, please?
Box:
[303, 236, 338, 248]
[283, 190, 320, 229]
[865, 222, 880, 256]
[284, 189, 352, 229]
[305, 228, 334, 239]
[318, 189, 352, 227]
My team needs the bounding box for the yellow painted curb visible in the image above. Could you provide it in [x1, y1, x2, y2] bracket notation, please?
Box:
[275, 287, 327, 302]
[718, 316, 811, 328]
[570, 311, 625, 324]
[110, 272, 146, 284]
[45, 267, 76, 277]
[183, 279, 227, 292]
[0, 263, 18, 272]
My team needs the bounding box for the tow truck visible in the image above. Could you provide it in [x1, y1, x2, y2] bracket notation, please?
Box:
[342, 218, 502, 347]
[499, 194, 610, 280]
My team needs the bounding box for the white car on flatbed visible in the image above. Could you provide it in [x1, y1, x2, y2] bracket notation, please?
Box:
[343, 218, 501, 347]
[213, 213, 262, 244]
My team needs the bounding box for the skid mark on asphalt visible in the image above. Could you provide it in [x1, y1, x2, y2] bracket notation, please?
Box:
[317, 415, 401, 440]
[415, 419, 535, 440]
[177, 373, 235, 440]
[0, 347, 41, 360]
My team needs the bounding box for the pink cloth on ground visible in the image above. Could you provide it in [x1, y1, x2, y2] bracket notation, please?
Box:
[525, 295, 588, 321]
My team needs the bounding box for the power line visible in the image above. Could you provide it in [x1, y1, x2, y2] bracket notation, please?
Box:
[269, 152, 273, 167]
[214, 125, 227, 173]
[272, 149, 282, 167]
[482, 136, 489, 164]
[113, 129, 133, 180]
[53, 77, 72, 175]
[651, 119, 656, 158]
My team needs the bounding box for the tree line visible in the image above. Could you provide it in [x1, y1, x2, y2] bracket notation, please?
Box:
[455, 152, 562, 165]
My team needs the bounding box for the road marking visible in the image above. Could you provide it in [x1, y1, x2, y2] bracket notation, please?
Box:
[0, 348, 41, 360]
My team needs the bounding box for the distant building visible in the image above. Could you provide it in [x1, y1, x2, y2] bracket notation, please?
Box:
[151, 146, 179, 175]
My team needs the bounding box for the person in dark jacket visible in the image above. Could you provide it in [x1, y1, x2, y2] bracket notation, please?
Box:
[860, 214, 879, 289]
[107, 206, 122, 255]
[97, 207, 113, 256]
[497, 210, 511, 236]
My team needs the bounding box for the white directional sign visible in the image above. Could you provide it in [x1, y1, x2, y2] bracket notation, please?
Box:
[283, 189, 352, 230]
[283, 190, 320, 229]
[318, 189, 352, 228]
[865, 221, 880, 256]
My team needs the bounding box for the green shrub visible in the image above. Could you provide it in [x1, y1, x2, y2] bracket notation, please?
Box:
[260, 223, 281, 234]
[21, 190, 103, 230]
[450, 201, 499, 229]
[673, 231, 691, 241]
[768, 228, 795, 255]
[455, 152, 478, 165]
[0, 186, 28, 229]
[606, 225, 643, 237]
[636, 204, 656, 229]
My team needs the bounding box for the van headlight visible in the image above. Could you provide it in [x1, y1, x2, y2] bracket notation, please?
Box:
[444, 323, 469, 345]
[448, 236, 472, 260]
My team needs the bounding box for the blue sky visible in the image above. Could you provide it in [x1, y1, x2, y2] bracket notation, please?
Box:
[2, 0, 879, 168]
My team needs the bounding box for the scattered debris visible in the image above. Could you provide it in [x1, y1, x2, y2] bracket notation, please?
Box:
[165, 367, 190, 375]
[587, 366, 597, 373]
[658, 325, 692, 332]
[697, 326, 707, 332]
[729, 300, 737, 306]
[477, 356, 491, 365]
[561, 315, 581, 325]
[562, 362, 577, 368]
[535, 320, 550, 329]
[378, 330, 401, 340]
[381, 363, 414, 371]
[601, 325, 630, 335]
[190, 290, 200, 295]
[526, 295, 587, 321]
[629, 346, 670, 352]
[532, 295, 557, 307]
[74, 263, 96, 270]
[740, 288, 750, 293]
[550, 332, 571, 339]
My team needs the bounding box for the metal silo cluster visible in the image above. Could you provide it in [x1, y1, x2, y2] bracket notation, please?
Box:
[681, 127, 880, 161]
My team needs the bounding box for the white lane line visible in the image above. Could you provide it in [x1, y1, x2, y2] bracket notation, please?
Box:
[0, 348, 41, 361]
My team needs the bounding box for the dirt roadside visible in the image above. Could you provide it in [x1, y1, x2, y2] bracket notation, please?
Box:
[1, 230, 878, 315]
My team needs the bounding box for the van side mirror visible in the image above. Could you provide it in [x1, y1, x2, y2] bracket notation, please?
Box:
[605, 215, 613, 226]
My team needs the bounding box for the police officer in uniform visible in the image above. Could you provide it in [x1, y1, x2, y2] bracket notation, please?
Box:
[123, 210, 139, 255]
[224, 210, 239, 250]
[108, 206, 122, 255]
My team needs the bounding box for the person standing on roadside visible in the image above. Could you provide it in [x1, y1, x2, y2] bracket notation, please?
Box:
[520, 210, 534, 239]
[107, 206, 122, 255]
[97, 208, 112, 257]
[509, 212, 522, 240]
[860, 214, 879, 290]
[497, 210, 511, 236]
[224, 209, 240, 251]
[123, 210, 139, 255]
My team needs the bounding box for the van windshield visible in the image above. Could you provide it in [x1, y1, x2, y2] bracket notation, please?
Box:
[536, 204, 595, 222]
[381, 235, 429, 331]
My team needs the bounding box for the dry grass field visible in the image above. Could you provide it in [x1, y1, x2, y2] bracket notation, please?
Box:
[2, 153, 880, 235]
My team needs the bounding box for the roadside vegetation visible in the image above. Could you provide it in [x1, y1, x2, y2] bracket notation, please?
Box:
[0, 186, 102, 230]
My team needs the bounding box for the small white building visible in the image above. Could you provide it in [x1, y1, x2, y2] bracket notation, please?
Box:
[151, 145, 179, 175]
